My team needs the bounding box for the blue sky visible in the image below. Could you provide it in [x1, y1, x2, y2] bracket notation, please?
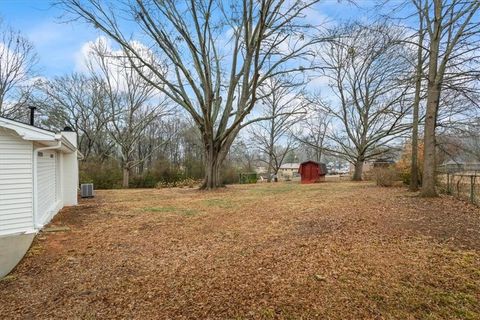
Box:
[0, 0, 373, 78]
[1, 0, 102, 77]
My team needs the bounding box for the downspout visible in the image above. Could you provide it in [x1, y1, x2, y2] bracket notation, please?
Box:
[32, 141, 62, 229]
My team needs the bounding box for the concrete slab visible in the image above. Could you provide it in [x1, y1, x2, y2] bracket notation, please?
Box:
[0, 233, 35, 278]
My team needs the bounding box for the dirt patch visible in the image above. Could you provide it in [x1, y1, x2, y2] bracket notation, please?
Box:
[1, 182, 479, 319]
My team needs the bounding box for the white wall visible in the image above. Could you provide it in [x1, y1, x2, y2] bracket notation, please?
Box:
[0, 126, 79, 237]
[0, 129, 34, 236]
[36, 150, 59, 227]
[61, 131, 78, 206]
[61, 152, 78, 206]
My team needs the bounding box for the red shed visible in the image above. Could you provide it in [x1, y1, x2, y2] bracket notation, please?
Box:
[298, 161, 327, 184]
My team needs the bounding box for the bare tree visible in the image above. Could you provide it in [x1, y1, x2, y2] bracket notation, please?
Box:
[376, 0, 428, 190]
[88, 42, 170, 188]
[295, 105, 331, 163]
[229, 139, 257, 173]
[408, 0, 428, 191]
[59, 0, 324, 189]
[417, 0, 480, 196]
[461, 120, 480, 162]
[376, 0, 480, 194]
[135, 114, 181, 175]
[0, 19, 38, 119]
[248, 78, 307, 181]
[318, 23, 413, 180]
[37, 73, 113, 159]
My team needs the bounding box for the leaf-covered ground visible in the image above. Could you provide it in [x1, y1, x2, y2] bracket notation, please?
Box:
[1, 182, 479, 319]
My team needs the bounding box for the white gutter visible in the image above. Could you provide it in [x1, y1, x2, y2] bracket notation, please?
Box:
[32, 141, 62, 229]
[0, 117, 57, 141]
[60, 135, 76, 153]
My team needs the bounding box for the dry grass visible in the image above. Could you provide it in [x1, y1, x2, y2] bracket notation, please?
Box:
[1, 181, 480, 319]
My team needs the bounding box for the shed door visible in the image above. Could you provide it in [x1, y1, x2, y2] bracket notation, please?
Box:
[37, 151, 57, 226]
[309, 164, 318, 181]
[306, 164, 312, 180]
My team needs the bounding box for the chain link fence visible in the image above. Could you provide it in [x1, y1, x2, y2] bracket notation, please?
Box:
[437, 172, 479, 206]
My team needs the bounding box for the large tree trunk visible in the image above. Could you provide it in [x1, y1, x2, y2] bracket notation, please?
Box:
[410, 20, 424, 192]
[266, 147, 274, 182]
[410, 108, 420, 191]
[266, 163, 272, 182]
[122, 166, 130, 188]
[421, 3, 441, 198]
[200, 138, 231, 190]
[352, 160, 364, 181]
[410, 127, 420, 191]
[421, 84, 441, 197]
[200, 128, 239, 190]
[202, 155, 221, 190]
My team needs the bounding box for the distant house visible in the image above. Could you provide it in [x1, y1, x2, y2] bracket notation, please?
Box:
[277, 162, 300, 181]
[0, 117, 80, 277]
[438, 160, 480, 174]
[371, 159, 395, 168]
[254, 166, 268, 179]
[298, 161, 328, 184]
[349, 158, 395, 178]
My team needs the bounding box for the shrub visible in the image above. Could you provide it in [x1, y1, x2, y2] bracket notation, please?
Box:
[396, 140, 424, 186]
[221, 165, 240, 185]
[400, 170, 411, 185]
[156, 177, 200, 188]
[79, 159, 122, 189]
[372, 167, 399, 187]
[130, 172, 158, 188]
[239, 172, 258, 184]
[151, 161, 184, 184]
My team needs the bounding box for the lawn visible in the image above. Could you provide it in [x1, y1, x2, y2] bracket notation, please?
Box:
[1, 182, 479, 319]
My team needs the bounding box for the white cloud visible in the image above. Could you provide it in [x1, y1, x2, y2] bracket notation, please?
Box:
[74, 36, 112, 73]
[303, 6, 335, 28]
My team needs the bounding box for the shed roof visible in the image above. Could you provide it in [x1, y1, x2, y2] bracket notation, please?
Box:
[300, 160, 319, 165]
[299, 161, 328, 175]
[280, 162, 300, 169]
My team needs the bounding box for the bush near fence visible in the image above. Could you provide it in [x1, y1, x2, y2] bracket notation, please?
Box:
[372, 167, 399, 187]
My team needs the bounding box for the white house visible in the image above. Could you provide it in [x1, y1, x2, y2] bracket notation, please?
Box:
[0, 116, 80, 277]
[277, 162, 301, 181]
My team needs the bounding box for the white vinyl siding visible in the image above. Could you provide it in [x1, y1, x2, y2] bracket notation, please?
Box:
[37, 151, 58, 226]
[0, 130, 34, 236]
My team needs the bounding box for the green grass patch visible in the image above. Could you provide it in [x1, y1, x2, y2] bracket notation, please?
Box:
[143, 206, 176, 213]
[0, 275, 17, 283]
[203, 198, 237, 209]
[248, 184, 296, 196]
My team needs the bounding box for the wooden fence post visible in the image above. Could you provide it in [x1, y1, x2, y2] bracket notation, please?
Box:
[471, 175, 475, 204]
[452, 174, 456, 196]
[447, 173, 450, 194]
[457, 175, 461, 198]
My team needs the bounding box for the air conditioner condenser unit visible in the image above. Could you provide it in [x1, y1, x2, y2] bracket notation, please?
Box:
[81, 183, 94, 198]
